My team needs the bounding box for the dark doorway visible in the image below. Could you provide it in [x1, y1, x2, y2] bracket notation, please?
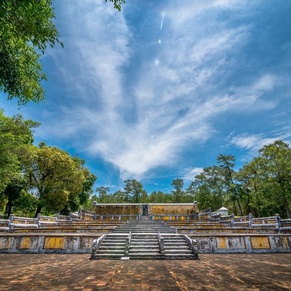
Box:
[142, 204, 148, 216]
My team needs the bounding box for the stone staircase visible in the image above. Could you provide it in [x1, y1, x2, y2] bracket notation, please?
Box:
[92, 233, 128, 259]
[112, 216, 176, 234]
[128, 233, 161, 259]
[163, 234, 197, 259]
[91, 217, 199, 260]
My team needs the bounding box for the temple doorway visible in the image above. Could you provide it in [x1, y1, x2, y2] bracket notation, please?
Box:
[142, 204, 148, 216]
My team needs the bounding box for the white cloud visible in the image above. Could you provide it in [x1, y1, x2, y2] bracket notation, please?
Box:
[183, 167, 204, 181]
[228, 132, 291, 154]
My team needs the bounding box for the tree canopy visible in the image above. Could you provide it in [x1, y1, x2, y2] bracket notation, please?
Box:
[0, 0, 61, 104]
[0, 110, 96, 217]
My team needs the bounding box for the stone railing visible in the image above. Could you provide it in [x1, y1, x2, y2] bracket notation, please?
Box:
[251, 215, 280, 230]
[79, 209, 141, 221]
[158, 232, 165, 255]
[0, 214, 72, 231]
[184, 234, 199, 259]
[0, 219, 11, 231]
[91, 234, 106, 255]
[37, 214, 58, 226]
[9, 215, 39, 229]
[197, 208, 212, 221]
[280, 219, 291, 232]
[125, 232, 132, 255]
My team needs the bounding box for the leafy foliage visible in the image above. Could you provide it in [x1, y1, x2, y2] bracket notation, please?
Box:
[0, 110, 39, 193]
[21, 145, 86, 216]
[105, 0, 126, 11]
[0, 0, 61, 104]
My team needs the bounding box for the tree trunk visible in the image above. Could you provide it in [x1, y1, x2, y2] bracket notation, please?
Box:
[285, 206, 291, 219]
[233, 200, 237, 216]
[4, 202, 13, 219]
[35, 205, 43, 218]
[237, 199, 243, 216]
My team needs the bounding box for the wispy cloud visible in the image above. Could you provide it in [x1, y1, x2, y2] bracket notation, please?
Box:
[183, 167, 204, 181]
[228, 130, 291, 154]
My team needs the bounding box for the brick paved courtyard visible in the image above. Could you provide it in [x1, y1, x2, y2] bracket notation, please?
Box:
[0, 254, 290, 290]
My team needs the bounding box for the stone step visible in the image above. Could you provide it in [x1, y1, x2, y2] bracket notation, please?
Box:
[99, 246, 125, 250]
[164, 241, 187, 244]
[129, 248, 160, 252]
[128, 251, 161, 255]
[130, 237, 158, 241]
[130, 241, 158, 245]
[165, 249, 192, 253]
[97, 249, 125, 254]
[102, 241, 126, 244]
[164, 247, 190, 251]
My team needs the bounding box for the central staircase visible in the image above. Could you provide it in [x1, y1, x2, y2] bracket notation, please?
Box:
[90, 217, 199, 260]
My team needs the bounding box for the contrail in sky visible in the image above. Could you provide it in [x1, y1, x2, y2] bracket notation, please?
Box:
[160, 12, 165, 31]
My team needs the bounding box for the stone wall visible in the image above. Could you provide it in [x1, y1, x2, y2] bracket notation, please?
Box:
[0, 233, 290, 254]
[92, 203, 198, 218]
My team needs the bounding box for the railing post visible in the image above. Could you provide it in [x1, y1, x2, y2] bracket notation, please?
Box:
[184, 235, 199, 260]
[231, 214, 234, 226]
[158, 232, 165, 255]
[92, 234, 106, 255]
[125, 231, 131, 255]
[275, 214, 281, 231]
[249, 213, 253, 228]
[192, 239, 199, 260]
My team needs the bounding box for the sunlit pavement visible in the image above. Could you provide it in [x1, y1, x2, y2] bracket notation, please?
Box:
[0, 253, 290, 290]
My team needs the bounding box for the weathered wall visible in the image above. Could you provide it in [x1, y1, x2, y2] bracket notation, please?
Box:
[94, 205, 141, 216]
[188, 234, 291, 254]
[0, 233, 290, 254]
[92, 203, 198, 217]
[0, 234, 99, 254]
[149, 204, 196, 215]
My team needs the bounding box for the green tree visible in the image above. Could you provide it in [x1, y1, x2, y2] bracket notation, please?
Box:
[96, 186, 111, 203]
[12, 191, 38, 217]
[0, 110, 39, 193]
[260, 141, 291, 218]
[0, 1, 125, 104]
[171, 179, 184, 203]
[190, 166, 224, 211]
[148, 191, 172, 203]
[0, 0, 62, 104]
[124, 179, 145, 203]
[112, 190, 126, 203]
[62, 162, 97, 214]
[217, 154, 243, 215]
[21, 144, 86, 216]
[238, 141, 291, 218]
[236, 157, 264, 216]
[2, 179, 25, 218]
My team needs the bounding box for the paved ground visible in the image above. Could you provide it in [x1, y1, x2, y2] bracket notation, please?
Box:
[0, 254, 290, 290]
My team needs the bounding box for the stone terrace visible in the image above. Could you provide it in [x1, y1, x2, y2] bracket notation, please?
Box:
[0, 253, 290, 290]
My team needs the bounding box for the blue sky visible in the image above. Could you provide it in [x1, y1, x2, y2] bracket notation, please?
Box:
[1, 0, 291, 194]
